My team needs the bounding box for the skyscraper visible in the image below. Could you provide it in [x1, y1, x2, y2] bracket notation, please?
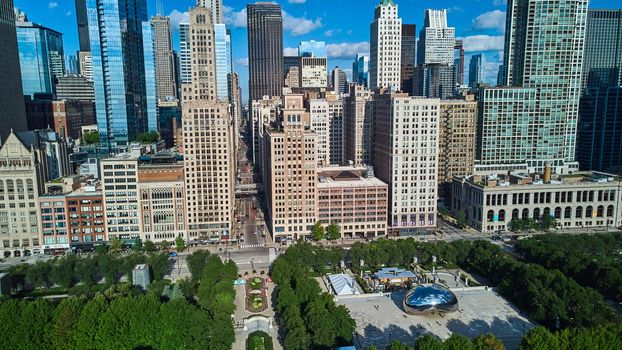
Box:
[78, 51, 93, 81]
[247, 2, 283, 101]
[0, 0, 27, 141]
[454, 40, 464, 85]
[370, 0, 402, 90]
[414, 9, 456, 98]
[196, 0, 223, 25]
[352, 54, 369, 87]
[300, 57, 328, 88]
[151, 15, 178, 102]
[331, 66, 348, 94]
[400, 24, 416, 94]
[468, 54, 485, 88]
[75, 0, 90, 51]
[66, 55, 78, 75]
[576, 9, 622, 172]
[16, 21, 64, 97]
[142, 22, 158, 132]
[87, 0, 150, 151]
[215, 23, 232, 101]
[344, 84, 373, 166]
[179, 23, 191, 85]
[182, 6, 235, 240]
[483, 0, 588, 173]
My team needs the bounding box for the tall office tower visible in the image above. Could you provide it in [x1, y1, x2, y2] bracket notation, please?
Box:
[100, 155, 141, 240]
[247, 2, 283, 102]
[283, 56, 300, 88]
[576, 9, 622, 172]
[486, 0, 588, 173]
[300, 57, 328, 88]
[66, 55, 78, 75]
[417, 9, 455, 65]
[352, 54, 369, 87]
[196, 0, 223, 24]
[369, 0, 402, 90]
[141, 22, 158, 132]
[581, 9, 622, 89]
[16, 21, 64, 97]
[468, 54, 485, 88]
[78, 51, 93, 81]
[309, 98, 344, 166]
[151, 16, 178, 102]
[264, 94, 317, 241]
[299, 40, 326, 57]
[183, 6, 235, 240]
[251, 96, 281, 172]
[372, 93, 440, 234]
[87, 0, 150, 152]
[454, 40, 464, 85]
[75, 0, 90, 51]
[496, 65, 505, 86]
[215, 23, 232, 101]
[344, 84, 373, 165]
[179, 23, 191, 85]
[438, 99, 477, 202]
[0, 0, 27, 141]
[56, 74, 95, 101]
[0, 131, 43, 258]
[414, 9, 456, 98]
[331, 66, 348, 94]
[400, 24, 416, 94]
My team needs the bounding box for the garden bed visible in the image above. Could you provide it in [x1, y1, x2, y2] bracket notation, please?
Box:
[246, 331, 273, 350]
[245, 277, 267, 313]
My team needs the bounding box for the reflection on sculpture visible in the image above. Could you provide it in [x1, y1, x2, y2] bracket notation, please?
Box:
[403, 284, 458, 315]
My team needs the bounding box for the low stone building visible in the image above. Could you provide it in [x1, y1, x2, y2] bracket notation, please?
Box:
[451, 167, 622, 233]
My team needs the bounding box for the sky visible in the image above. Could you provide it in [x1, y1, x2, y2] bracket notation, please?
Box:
[15, 0, 621, 103]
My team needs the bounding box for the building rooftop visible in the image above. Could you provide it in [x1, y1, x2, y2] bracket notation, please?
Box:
[459, 171, 621, 189]
[372, 267, 417, 280]
[317, 166, 387, 189]
[327, 274, 359, 296]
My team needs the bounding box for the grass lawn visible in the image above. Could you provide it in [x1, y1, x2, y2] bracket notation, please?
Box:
[246, 331, 273, 350]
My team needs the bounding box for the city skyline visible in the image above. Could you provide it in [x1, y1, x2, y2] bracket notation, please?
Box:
[15, 0, 619, 102]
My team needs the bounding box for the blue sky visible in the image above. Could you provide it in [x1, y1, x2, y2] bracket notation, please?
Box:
[15, 0, 621, 102]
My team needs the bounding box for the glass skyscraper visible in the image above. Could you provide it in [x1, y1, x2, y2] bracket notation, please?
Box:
[352, 54, 369, 87]
[142, 22, 158, 132]
[468, 54, 484, 88]
[87, 0, 149, 151]
[16, 21, 64, 97]
[298, 40, 326, 57]
[179, 23, 191, 85]
[215, 23, 232, 102]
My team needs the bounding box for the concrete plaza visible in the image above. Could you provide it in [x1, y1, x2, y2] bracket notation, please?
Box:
[337, 288, 534, 350]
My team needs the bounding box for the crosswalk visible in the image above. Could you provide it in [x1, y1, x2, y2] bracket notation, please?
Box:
[240, 243, 266, 249]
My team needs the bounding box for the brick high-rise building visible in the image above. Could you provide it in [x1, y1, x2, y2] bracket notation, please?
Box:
[151, 16, 178, 102]
[344, 84, 373, 166]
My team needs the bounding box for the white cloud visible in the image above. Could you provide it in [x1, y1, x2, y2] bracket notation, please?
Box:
[223, 6, 247, 28]
[48, 2, 58, 9]
[493, 0, 507, 6]
[326, 41, 370, 59]
[324, 29, 341, 37]
[473, 10, 506, 31]
[283, 11, 322, 36]
[283, 47, 298, 56]
[288, 0, 306, 3]
[235, 57, 249, 66]
[458, 35, 505, 52]
[168, 10, 189, 30]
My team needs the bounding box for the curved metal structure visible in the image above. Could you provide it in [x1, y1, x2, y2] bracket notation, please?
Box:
[403, 284, 458, 315]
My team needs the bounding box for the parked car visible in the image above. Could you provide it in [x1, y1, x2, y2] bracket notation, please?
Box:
[168, 251, 178, 257]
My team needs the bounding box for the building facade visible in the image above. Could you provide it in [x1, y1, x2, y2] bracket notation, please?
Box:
[300, 57, 328, 88]
[215, 23, 232, 102]
[451, 171, 622, 233]
[264, 95, 317, 240]
[352, 54, 369, 87]
[55, 74, 95, 101]
[179, 23, 191, 85]
[251, 96, 281, 172]
[417, 9, 455, 65]
[317, 166, 388, 238]
[439, 99, 477, 202]
[400, 24, 416, 94]
[87, 0, 150, 151]
[0, 132, 43, 258]
[468, 54, 484, 88]
[196, 0, 223, 25]
[247, 2, 283, 102]
[52, 100, 97, 141]
[78, 51, 93, 82]
[331, 67, 348, 94]
[370, 0, 402, 90]
[151, 15, 178, 102]
[581, 9, 622, 89]
[344, 84, 373, 166]
[372, 93, 440, 234]
[100, 155, 140, 240]
[0, 0, 27, 141]
[141, 22, 158, 133]
[16, 21, 64, 97]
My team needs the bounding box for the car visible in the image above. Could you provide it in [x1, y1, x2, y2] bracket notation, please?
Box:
[168, 252, 178, 257]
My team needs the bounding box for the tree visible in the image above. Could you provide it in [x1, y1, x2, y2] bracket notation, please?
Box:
[175, 236, 186, 252]
[75, 257, 98, 286]
[311, 221, 325, 241]
[26, 261, 51, 289]
[444, 334, 475, 350]
[109, 238, 123, 254]
[143, 240, 157, 252]
[186, 250, 211, 281]
[473, 334, 506, 350]
[326, 223, 341, 241]
[159, 240, 171, 250]
[49, 297, 84, 349]
[456, 211, 468, 229]
[82, 131, 100, 144]
[132, 239, 143, 252]
[50, 256, 76, 288]
[413, 334, 444, 350]
[134, 131, 160, 143]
